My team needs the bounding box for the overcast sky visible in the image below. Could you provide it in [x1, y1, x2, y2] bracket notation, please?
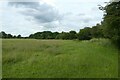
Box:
[0, 0, 110, 36]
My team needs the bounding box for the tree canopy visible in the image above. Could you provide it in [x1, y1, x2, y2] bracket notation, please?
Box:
[101, 1, 120, 48]
[0, 25, 104, 40]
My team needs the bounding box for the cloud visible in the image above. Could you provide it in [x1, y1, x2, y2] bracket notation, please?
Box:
[78, 13, 86, 16]
[7, 1, 103, 29]
[0, 0, 107, 36]
[8, 1, 61, 23]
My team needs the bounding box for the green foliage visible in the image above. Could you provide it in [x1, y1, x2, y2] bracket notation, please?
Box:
[78, 27, 92, 40]
[53, 32, 59, 39]
[17, 35, 22, 38]
[56, 32, 69, 40]
[1, 26, 103, 40]
[69, 31, 77, 40]
[77, 24, 104, 40]
[102, 1, 120, 48]
[91, 24, 104, 38]
[29, 31, 77, 40]
[29, 31, 58, 39]
[0, 31, 7, 38]
[0, 31, 23, 39]
[7, 34, 13, 38]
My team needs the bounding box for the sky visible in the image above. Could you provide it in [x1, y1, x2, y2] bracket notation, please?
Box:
[0, 0, 110, 37]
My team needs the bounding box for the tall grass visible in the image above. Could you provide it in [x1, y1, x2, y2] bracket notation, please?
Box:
[2, 39, 118, 78]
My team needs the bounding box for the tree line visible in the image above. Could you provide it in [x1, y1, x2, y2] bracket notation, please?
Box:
[0, 23, 104, 40]
[0, 31, 22, 39]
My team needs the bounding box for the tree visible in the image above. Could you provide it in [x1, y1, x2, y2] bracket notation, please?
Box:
[56, 32, 69, 40]
[29, 31, 59, 39]
[29, 34, 34, 38]
[78, 27, 92, 40]
[0, 31, 7, 38]
[33, 32, 43, 39]
[42, 31, 53, 39]
[69, 31, 77, 40]
[7, 34, 13, 38]
[91, 24, 104, 38]
[13, 35, 17, 38]
[17, 35, 22, 38]
[102, 1, 120, 48]
[53, 32, 59, 39]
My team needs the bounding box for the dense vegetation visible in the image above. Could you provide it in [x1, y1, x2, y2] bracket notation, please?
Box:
[0, 31, 22, 39]
[2, 39, 118, 78]
[101, 1, 120, 48]
[0, 23, 103, 40]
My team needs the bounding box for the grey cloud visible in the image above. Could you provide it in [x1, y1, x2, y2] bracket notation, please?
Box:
[82, 18, 91, 23]
[76, 12, 102, 24]
[8, 1, 62, 23]
[81, 16, 101, 23]
[8, 2, 39, 8]
[78, 13, 86, 16]
[75, 15, 92, 23]
[7, 0, 39, 2]
[64, 12, 73, 16]
[43, 21, 60, 29]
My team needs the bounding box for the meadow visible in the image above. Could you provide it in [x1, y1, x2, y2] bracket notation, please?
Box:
[2, 39, 118, 78]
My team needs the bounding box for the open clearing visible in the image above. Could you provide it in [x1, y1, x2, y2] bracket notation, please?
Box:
[2, 39, 118, 78]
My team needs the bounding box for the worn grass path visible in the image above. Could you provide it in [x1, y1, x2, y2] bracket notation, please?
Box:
[2, 39, 118, 78]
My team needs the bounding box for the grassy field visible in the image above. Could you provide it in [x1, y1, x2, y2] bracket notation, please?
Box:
[2, 39, 118, 78]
